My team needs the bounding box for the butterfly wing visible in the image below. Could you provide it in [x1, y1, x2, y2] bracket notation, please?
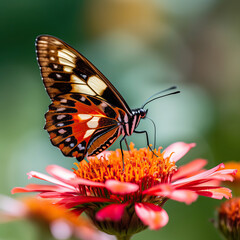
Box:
[36, 35, 132, 115]
[45, 93, 123, 161]
[36, 35, 130, 161]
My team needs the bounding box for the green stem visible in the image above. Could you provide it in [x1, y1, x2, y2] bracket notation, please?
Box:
[116, 235, 132, 240]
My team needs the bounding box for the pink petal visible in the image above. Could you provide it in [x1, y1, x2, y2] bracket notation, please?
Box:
[96, 203, 127, 221]
[143, 184, 198, 204]
[11, 184, 71, 194]
[46, 165, 75, 181]
[105, 180, 139, 195]
[27, 171, 75, 190]
[172, 163, 225, 186]
[163, 142, 196, 163]
[135, 203, 169, 230]
[169, 189, 198, 204]
[172, 159, 207, 181]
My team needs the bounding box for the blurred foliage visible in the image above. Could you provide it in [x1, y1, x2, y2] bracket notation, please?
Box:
[0, 0, 240, 239]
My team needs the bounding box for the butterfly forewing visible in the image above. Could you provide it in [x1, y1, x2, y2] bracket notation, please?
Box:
[36, 35, 132, 115]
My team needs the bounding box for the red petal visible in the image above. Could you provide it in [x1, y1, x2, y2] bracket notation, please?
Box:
[172, 159, 207, 181]
[196, 187, 232, 199]
[58, 196, 112, 208]
[135, 203, 169, 230]
[163, 142, 196, 162]
[105, 180, 139, 195]
[96, 203, 127, 221]
[27, 171, 75, 190]
[143, 184, 173, 195]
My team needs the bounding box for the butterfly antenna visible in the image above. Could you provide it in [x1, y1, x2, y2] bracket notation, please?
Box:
[146, 117, 157, 150]
[141, 86, 177, 108]
[142, 90, 180, 108]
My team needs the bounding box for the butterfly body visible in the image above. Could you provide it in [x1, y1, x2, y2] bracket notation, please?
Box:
[36, 35, 148, 161]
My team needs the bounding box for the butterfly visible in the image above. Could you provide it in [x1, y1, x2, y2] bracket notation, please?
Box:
[36, 35, 179, 162]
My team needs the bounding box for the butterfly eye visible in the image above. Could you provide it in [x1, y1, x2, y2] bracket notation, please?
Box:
[140, 109, 147, 118]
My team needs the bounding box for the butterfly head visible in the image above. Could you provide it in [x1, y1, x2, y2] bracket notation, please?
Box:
[132, 108, 148, 119]
[139, 108, 148, 119]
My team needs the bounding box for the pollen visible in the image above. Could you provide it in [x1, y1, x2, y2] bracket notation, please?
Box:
[73, 143, 177, 188]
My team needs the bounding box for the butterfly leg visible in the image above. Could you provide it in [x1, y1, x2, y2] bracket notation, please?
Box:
[133, 130, 158, 157]
[124, 138, 130, 152]
[120, 136, 127, 170]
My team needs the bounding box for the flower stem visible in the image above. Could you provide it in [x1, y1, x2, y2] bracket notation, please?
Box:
[116, 235, 132, 240]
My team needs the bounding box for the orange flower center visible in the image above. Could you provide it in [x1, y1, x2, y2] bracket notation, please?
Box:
[74, 143, 177, 187]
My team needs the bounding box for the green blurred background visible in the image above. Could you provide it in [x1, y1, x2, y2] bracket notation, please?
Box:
[0, 0, 240, 239]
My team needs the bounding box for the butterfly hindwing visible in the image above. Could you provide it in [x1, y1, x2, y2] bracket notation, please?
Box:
[45, 93, 122, 161]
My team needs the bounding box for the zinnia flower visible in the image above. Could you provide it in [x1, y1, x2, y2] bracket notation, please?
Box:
[218, 197, 240, 240]
[0, 195, 111, 240]
[12, 142, 236, 240]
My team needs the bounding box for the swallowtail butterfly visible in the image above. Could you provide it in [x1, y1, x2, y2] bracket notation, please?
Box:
[36, 35, 179, 162]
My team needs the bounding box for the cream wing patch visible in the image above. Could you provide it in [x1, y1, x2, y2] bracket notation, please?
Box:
[84, 129, 95, 139]
[88, 76, 107, 95]
[87, 116, 100, 128]
[71, 75, 85, 84]
[71, 84, 95, 95]
[78, 114, 92, 121]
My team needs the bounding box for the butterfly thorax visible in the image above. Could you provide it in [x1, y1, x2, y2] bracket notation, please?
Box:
[120, 108, 147, 137]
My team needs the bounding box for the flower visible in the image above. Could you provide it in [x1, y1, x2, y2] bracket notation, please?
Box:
[12, 142, 236, 240]
[218, 197, 240, 240]
[0, 195, 112, 240]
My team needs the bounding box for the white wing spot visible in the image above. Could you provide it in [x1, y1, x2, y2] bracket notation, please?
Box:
[50, 56, 55, 61]
[60, 99, 68, 103]
[57, 115, 66, 120]
[56, 73, 62, 79]
[87, 116, 100, 128]
[65, 137, 71, 142]
[56, 108, 66, 112]
[77, 144, 85, 151]
[84, 129, 95, 139]
[78, 114, 92, 121]
[58, 129, 67, 134]
[87, 76, 107, 95]
[63, 66, 73, 73]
